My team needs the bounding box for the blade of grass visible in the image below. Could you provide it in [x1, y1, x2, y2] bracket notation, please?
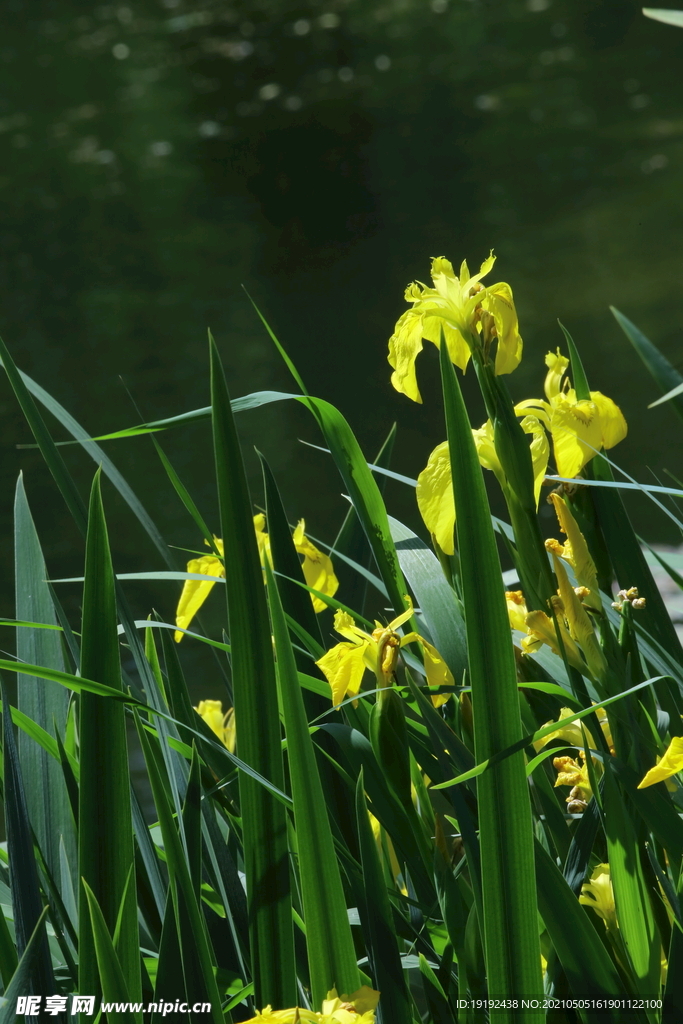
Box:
[266, 561, 360, 1004]
[534, 839, 628, 1020]
[0, 907, 49, 1024]
[209, 332, 295, 1008]
[135, 710, 227, 1024]
[82, 881, 137, 1024]
[603, 765, 661, 996]
[332, 423, 397, 616]
[0, 337, 172, 565]
[1, 678, 55, 1001]
[439, 341, 542, 1018]
[78, 470, 141, 1009]
[388, 516, 467, 685]
[354, 771, 413, 1024]
[14, 473, 76, 886]
[611, 306, 683, 422]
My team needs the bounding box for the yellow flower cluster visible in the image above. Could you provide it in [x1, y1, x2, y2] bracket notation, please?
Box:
[505, 496, 608, 683]
[412, 348, 626, 555]
[243, 987, 379, 1024]
[174, 515, 338, 641]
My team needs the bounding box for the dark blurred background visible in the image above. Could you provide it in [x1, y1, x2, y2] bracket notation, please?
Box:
[1, 0, 683, 685]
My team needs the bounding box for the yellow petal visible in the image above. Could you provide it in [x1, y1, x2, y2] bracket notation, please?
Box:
[534, 706, 593, 753]
[522, 608, 587, 674]
[387, 596, 414, 632]
[548, 493, 601, 611]
[484, 282, 523, 375]
[472, 419, 504, 481]
[194, 700, 226, 740]
[316, 641, 368, 706]
[253, 514, 272, 566]
[521, 415, 550, 508]
[293, 519, 339, 613]
[552, 554, 607, 682]
[549, 393, 603, 477]
[418, 636, 455, 707]
[430, 256, 459, 300]
[506, 590, 529, 633]
[590, 390, 628, 450]
[333, 608, 371, 645]
[388, 308, 425, 403]
[579, 863, 616, 931]
[339, 987, 380, 1014]
[174, 555, 224, 642]
[544, 349, 569, 400]
[469, 250, 496, 285]
[416, 441, 456, 555]
[421, 314, 471, 372]
[223, 706, 236, 753]
[637, 735, 683, 788]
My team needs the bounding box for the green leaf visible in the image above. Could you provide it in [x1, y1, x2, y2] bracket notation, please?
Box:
[589, 452, 683, 673]
[82, 881, 137, 1024]
[266, 561, 360, 1004]
[611, 306, 683, 422]
[0, 907, 49, 1024]
[0, 904, 17, 988]
[260, 452, 324, 663]
[1, 678, 55, 998]
[333, 424, 397, 615]
[388, 516, 467, 685]
[603, 765, 661, 996]
[0, 335, 172, 565]
[209, 332, 295, 1008]
[78, 470, 141, 1008]
[643, 8, 683, 28]
[559, 321, 591, 401]
[354, 772, 413, 1024]
[296, 397, 410, 618]
[14, 473, 76, 885]
[418, 953, 452, 1024]
[135, 712, 227, 1024]
[439, 342, 542, 1017]
[534, 840, 626, 1019]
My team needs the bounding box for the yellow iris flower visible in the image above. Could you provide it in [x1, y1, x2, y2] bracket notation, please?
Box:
[637, 735, 683, 789]
[516, 351, 627, 479]
[243, 988, 379, 1024]
[388, 253, 522, 403]
[513, 557, 606, 683]
[534, 705, 614, 756]
[174, 515, 339, 641]
[416, 416, 548, 556]
[316, 601, 454, 708]
[194, 700, 235, 753]
[580, 863, 617, 934]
